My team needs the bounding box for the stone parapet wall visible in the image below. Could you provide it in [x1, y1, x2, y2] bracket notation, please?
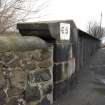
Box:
[0, 45, 53, 105]
[17, 20, 101, 102]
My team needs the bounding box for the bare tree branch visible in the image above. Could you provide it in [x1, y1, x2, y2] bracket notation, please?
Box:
[0, 0, 48, 34]
[87, 21, 104, 38]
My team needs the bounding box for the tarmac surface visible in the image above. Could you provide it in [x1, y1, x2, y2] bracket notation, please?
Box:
[53, 48, 105, 105]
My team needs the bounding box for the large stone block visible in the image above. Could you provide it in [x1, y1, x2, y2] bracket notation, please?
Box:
[53, 64, 63, 82]
[53, 80, 68, 99]
[54, 42, 70, 62]
[25, 86, 40, 102]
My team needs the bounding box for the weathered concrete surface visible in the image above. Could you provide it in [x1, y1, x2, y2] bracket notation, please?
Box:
[53, 48, 105, 105]
[17, 20, 77, 42]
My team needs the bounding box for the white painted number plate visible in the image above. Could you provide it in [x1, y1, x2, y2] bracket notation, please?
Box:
[60, 23, 70, 40]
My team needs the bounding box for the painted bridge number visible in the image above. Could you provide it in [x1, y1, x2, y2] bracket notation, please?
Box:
[60, 23, 70, 40]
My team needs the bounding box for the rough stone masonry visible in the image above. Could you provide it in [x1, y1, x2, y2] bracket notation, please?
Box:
[0, 36, 53, 105]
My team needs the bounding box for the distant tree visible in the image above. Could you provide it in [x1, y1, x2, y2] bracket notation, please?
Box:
[0, 0, 48, 34]
[87, 21, 105, 38]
